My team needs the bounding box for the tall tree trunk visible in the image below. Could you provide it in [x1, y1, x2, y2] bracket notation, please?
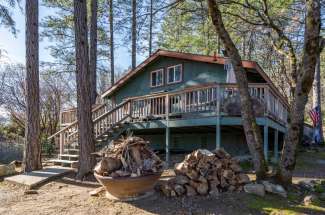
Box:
[89, 0, 98, 105]
[207, 0, 267, 180]
[277, 0, 321, 186]
[23, 0, 42, 172]
[148, 0, 153, 56]
[131, 0, 137, 69]
[312, 51, 324, 143]
[109, 0, 114, 86]
[74, 0, 96, 180]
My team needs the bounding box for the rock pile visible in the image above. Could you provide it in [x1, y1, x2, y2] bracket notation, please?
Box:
[94, 133, 164, 177]
[160, 149, 250, 197]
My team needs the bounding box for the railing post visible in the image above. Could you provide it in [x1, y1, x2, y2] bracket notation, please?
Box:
[264, 86, 270, 117]
[216, 85, 221, 149]
[129, 100, 133, 118]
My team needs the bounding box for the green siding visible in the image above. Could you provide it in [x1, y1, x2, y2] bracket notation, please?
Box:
[135, 130, 249, 156]
[111, 57, 227, 103]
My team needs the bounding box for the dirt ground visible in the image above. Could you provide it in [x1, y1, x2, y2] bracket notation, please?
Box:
[1, 149, 325, 215]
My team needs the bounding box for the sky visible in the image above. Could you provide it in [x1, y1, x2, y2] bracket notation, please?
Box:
[0, 1, 145, 71]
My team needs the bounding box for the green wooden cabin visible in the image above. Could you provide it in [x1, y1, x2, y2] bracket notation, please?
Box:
[54, 50, 288, 166]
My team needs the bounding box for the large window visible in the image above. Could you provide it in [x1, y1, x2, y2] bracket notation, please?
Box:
[167, 64, 182, 84]
[150, 69, 164, 87]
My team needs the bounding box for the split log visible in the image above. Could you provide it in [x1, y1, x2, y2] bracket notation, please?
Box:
[160, 149, 250, 197]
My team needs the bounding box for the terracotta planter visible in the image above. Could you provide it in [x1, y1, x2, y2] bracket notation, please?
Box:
[94, 172, 162, 200]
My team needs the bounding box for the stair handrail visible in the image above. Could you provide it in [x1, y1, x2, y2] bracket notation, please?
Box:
[65, 99, 132, 139]
[48, 102, 109, 140]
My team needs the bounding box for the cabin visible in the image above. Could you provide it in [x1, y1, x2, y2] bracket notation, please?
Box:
[50, 50, 289, 167]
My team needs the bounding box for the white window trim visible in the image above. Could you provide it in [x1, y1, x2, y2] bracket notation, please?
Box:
[150, 69, 164, 87]
[167, 64, 183, 84]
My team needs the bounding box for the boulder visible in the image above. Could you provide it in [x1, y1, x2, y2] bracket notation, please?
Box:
[244, 183, 265, 197]
[174, 184, 186, 196]
[0, 163, 16, 177]
[303, 194, 318, 206]
[262, 181, 287, 198]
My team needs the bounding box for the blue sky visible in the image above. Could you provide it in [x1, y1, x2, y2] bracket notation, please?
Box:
[0, 1, 145, 71]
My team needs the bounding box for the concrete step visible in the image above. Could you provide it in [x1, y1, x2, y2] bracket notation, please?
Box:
[49, 159, 78, 168]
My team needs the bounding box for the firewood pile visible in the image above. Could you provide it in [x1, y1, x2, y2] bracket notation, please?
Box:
[159, 149, 250, 197]
[94, 133, 164, 177]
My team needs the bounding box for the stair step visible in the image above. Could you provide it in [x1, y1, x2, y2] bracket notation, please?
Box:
[59, 154, 79, 161]
[49, 159, 78, 168]
[59, 154, 79, 158]
[64, 149, 79, 154]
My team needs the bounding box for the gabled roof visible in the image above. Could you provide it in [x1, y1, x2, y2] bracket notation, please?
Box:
[101, 50, 288, 107]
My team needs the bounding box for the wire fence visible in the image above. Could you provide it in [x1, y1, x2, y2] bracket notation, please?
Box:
[0, 138, 24, 164]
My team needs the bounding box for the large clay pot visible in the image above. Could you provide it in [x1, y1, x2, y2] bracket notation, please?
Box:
[94, 172, 162, 200]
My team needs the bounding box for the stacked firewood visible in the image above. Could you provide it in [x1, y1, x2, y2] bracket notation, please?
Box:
[94, 133, 164, 177]
[159, 149, 250, 197]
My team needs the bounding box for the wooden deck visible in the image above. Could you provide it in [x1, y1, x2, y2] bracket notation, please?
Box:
[49, 83, 289, 163]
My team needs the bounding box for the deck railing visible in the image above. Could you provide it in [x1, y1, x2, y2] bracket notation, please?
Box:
[60, 103, 111, 126]
[49, 100, 131, 154]
[129, 83, 288, 124]
[51, 83, 289, 153]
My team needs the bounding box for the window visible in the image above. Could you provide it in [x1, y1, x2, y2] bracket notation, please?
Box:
[167, 64, 182, 84]
[150, 69, 164, 87]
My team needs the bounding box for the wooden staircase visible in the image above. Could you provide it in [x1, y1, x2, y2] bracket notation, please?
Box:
[48, 100, 132, 168]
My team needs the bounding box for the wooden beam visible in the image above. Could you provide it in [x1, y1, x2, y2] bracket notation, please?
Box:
[216, 117, 221, 149]
[165, 127, 170, 165]
[274, 129, 279, 162]
[264, 122, 269, 161]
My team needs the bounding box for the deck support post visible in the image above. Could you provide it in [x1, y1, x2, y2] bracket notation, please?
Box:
[263, 121, 269, 161]
[216, 85, 221, 149]
[165, 127, 170, 165]
[274, 129, 279, 162]
[216, 117, 221, 149]
[165, 93, 170, 165]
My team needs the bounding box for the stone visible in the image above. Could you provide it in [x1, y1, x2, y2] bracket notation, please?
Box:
[244, 183, 265, 197]
[262, 181, 287, 198]
[174, 184, 186, 196]
[161, 184, 172, 197]
[24, 189, 38, 195]
[303, 195, 318, 206]
[185, 185, 197, 196]
[0, 163, 16, 177]
[175, 175, 189, 185]
[196, 182, 209, 195]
